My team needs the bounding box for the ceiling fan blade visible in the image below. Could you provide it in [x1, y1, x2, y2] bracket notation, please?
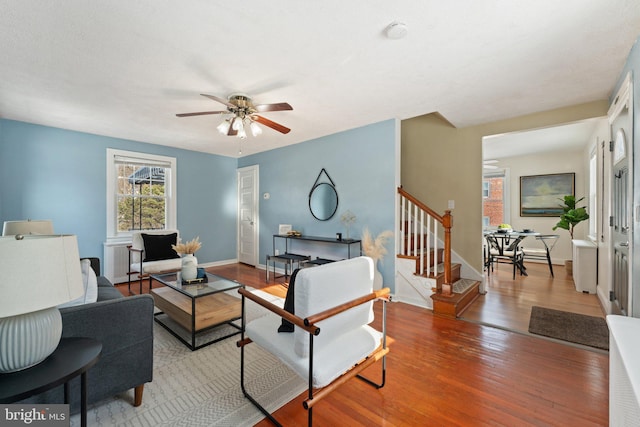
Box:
[253, 102, 293, 113]
[201, 93, 235, 108]
[176, 111, 227, 117]
[253, 115, 291, 134]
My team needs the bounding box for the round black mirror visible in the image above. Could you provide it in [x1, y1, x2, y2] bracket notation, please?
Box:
[309, 182, 338, 221]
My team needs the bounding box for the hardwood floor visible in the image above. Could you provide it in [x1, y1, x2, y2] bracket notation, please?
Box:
[199, 262, 608, 427]
[461, 261, 605, 334]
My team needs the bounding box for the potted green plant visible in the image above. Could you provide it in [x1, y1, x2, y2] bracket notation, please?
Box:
[552, 195, 589, 275]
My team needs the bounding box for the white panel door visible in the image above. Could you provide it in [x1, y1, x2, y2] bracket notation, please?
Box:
[609, 74, 633, 316]
[237, 165, 258, 266]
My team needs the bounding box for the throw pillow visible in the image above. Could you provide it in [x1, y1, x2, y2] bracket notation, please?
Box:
[59, 258, 98, 308]
[142, 233, 179, 262]
[278, 268, 300, 333]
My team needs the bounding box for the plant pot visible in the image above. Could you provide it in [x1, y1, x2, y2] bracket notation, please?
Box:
[565, 260, 573, 277]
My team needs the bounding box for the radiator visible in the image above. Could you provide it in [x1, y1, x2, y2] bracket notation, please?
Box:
[103, 241, 131, 284]
[607, 315, 640, 426]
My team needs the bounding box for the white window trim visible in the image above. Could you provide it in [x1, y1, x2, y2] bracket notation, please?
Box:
[106, 148, 177, 243]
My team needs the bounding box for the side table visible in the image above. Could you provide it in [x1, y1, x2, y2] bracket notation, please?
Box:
[0, 337, 102, 427]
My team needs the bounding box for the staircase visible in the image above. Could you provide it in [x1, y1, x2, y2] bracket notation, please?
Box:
[396, 187, 481, 317]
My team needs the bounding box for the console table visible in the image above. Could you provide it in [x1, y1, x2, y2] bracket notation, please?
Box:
[273, 234, 362, 260]
[266, 234, 362, 282]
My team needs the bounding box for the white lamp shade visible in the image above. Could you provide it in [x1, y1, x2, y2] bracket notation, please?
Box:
[2, 220, 54, 236]
[0, 235, 84, 318]
[250, 121, 263, 136]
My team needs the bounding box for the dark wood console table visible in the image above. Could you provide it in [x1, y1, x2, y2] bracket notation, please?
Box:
[273, 234, 362, 260]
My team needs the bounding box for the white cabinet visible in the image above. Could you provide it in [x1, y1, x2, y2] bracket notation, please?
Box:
[607, 315, 640, 426]
[572, 239, 597, 294]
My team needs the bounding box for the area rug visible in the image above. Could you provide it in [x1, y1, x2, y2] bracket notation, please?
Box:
[528, 306, 609, 350]
[71, 289, 306, 426]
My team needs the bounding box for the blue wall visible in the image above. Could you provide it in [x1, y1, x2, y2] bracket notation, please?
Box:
[0, 120, 238, 265]
[238, 120, 398, 287]
[0, 118, 399, 289]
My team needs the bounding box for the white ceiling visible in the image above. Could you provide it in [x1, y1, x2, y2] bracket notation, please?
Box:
[483, 118, 605, 160]
[0, 1, 639, 158]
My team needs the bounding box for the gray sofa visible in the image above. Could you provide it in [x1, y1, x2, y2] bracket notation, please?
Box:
[21, 258, 154, 413]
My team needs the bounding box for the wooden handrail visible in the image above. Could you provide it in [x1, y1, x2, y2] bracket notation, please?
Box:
[398, 187, 446, 224]
[398, 187, 453, 296]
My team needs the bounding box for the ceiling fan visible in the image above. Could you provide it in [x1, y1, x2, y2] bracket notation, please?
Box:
[483, 159, 499, 169]
[176, 93, 292, 138]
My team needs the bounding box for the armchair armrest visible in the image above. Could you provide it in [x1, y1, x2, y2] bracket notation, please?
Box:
[239, 288, 318, 335]
[60, 294, 154, 354]
[238, 287, 390, 334]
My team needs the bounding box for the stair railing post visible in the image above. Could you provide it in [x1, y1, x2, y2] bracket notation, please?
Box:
[441, 210, 453, 296]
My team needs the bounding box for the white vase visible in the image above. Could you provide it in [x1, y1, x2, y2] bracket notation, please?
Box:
[181, 254, 198, 280]
[373, 267, 383, 290]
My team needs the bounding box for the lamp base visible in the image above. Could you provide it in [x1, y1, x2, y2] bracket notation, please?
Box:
[0, 307, 62, 373]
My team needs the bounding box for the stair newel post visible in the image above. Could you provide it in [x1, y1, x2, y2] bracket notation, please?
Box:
[441, 210, 453, 297]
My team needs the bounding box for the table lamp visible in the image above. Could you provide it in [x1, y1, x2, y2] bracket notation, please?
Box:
[2, 219, 54, 236]
[0, 234, 84, 373]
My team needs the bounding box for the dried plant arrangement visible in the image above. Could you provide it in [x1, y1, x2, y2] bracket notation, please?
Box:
[362, 228, 394, 262]
[172, 236, 202, 255]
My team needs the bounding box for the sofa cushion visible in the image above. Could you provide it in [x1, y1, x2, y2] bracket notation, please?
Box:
[97, 285, 124, 301]
[130, 258, 182, 274]
[142, 232, 179, 262]
[59, 258, 98, 308]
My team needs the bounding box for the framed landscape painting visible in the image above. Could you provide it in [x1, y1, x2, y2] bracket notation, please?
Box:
[520, 173, 575, 216]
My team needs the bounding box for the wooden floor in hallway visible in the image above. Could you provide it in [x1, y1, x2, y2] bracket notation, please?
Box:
[460, 261, 605, 336]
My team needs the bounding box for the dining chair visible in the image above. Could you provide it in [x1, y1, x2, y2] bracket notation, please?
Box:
[485, 234, 526, 279]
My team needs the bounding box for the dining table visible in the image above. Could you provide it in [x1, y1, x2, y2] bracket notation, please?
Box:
[484, 230, 541, 277]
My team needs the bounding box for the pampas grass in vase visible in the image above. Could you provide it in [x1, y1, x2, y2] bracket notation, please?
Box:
[362, 228, 393, 290]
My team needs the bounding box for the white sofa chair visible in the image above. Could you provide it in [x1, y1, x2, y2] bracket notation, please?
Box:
[238, 256, 389, 426]
[127, 230, 182, 294]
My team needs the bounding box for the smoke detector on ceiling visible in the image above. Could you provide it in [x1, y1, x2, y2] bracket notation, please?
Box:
[385, 21, 408, 40]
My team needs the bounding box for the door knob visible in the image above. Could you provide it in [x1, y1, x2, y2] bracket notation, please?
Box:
[620, 241, 629, 247]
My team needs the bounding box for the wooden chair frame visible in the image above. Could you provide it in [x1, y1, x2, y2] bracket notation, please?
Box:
[237, 287, 390, 427]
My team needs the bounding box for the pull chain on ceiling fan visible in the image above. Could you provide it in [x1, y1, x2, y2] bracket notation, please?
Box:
[176, 93, 292, 139]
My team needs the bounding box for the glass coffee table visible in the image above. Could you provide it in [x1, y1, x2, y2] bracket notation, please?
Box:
[150, 271, 243, 351]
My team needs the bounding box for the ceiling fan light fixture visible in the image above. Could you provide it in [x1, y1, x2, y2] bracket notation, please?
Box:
[238, 127, 247, 139]
[217, 120, 230, 135]
[250, 121, 262, 137]
[232, 117, 244, 131]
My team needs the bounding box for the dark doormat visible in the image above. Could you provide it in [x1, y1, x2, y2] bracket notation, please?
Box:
[528, 306, 609, 350]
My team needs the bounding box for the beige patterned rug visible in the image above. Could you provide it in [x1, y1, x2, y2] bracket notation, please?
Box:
[71, 290, 305, 426]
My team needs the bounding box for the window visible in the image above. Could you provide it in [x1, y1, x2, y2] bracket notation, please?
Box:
[482, 169, 510, 227]
[482, 181, 490, 198]
[106, 149, 176, 240]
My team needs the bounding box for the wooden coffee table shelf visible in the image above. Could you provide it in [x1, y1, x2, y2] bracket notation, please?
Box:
[151, 287, 241, 331]
[150, 272, 243, 350]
